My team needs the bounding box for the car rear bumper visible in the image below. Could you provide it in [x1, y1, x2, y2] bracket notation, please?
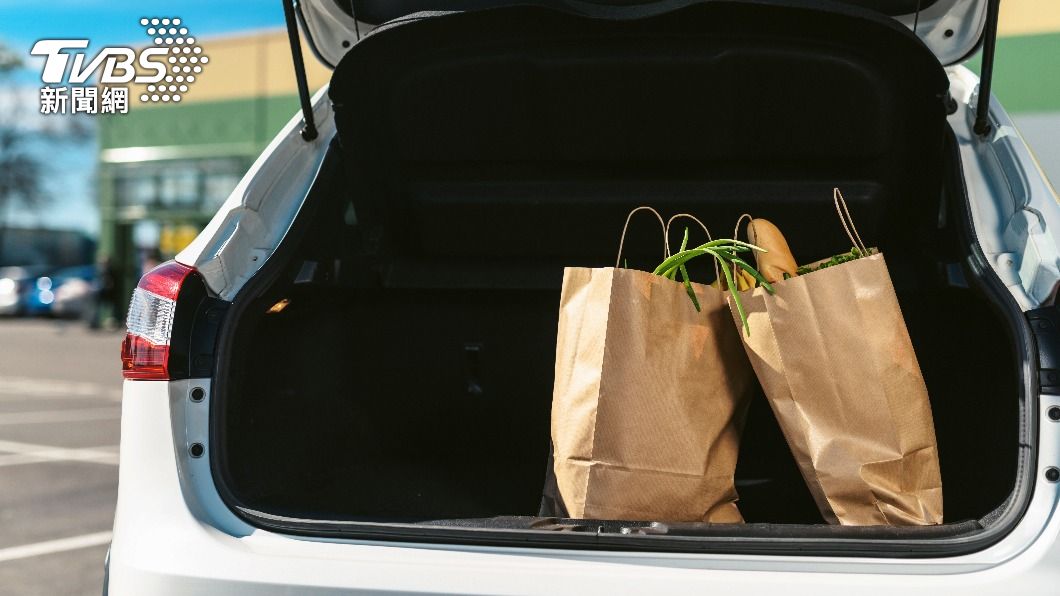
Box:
[106, 379, 1060, 595]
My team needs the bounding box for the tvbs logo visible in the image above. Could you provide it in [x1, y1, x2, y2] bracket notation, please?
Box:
[32, 40, 170, 86]
[31, 17, 207, 115]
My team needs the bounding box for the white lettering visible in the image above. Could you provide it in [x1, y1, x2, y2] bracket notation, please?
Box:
[100, 49, 137, 84]
[30, 40, 89, 84]
[135, 48, 168, 83]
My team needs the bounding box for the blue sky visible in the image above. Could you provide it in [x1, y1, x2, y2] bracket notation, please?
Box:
[0, 0, 289, 236]
[2, 0, 290, 84]
[0, 0, 287, 48]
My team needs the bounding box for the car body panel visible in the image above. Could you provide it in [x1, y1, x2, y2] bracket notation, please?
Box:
[175, 86, 333, 301]
[948, 66, 1060, 308]
[113, 71, 1060, 593]
[108, 379, 1060, 594]
[113, 7, 1060, 589]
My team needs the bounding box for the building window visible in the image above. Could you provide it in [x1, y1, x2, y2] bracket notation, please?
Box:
[202, 165, 244, 210]
[159, 166, 199, 208]
[113, 158, 248, 214]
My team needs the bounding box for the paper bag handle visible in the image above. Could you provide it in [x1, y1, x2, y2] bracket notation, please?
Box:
[733, 213, 753, 243]
[731, 213, 761, 281]
[664, 213, 713, 255]
[615, 206, 667, 268]
[833, 188, 869, 255]
[665, 213, 719, 282]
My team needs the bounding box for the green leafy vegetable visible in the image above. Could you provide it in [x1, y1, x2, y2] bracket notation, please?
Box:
[675, 229, 701, 312]
[795, 247, 877, 276]
[652, 228, 774, 335]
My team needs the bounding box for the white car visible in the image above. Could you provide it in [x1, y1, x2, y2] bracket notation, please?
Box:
[107, 0, 1060, 593]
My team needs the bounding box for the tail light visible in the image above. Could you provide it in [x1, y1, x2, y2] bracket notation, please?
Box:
[121, 261, 195, 380]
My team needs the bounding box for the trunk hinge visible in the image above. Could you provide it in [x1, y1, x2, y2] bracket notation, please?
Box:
[973, 0, 1001, 137]
[282, 0, 319, 142]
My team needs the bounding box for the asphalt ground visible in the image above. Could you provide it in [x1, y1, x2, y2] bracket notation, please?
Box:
[0, 319, 123, 596]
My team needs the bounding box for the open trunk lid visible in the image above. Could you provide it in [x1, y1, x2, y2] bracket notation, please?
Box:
[297, 0, 991, 68]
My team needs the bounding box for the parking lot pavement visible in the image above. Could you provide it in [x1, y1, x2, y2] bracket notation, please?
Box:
[0, 319, 123, 596]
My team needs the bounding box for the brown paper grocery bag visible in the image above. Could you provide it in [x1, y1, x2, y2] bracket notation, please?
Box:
[550, 208, 752, 522]
[732, 190, 942, 526]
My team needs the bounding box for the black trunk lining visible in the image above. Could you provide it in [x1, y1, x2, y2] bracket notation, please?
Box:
[208, 0, 1031, 556]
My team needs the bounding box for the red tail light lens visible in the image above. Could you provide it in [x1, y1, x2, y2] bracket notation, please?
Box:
[121, 261, 195, 380]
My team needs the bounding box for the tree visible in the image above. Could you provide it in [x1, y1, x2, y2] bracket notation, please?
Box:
[0, 42, 19, 72]
[0, 41, 48, 265]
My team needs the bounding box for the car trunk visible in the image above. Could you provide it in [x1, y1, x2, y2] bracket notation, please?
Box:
[210, 1, 1031, 554]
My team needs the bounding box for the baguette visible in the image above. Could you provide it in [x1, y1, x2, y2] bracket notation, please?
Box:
[745, 218, 798, 283]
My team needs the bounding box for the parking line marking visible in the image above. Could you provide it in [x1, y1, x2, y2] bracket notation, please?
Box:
[0, 531, 113, 563]
[0, 407, 121, 425]
[0, 439, 119, 467]
[0, 376, 122, 401]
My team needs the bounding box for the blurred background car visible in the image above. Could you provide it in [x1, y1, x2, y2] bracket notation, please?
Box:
[50, 265, 99, 320]
[0, 265, 50, 316]
[19, 264, 96, 318]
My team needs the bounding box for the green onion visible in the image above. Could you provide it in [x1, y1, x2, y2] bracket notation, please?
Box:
[676, 229, 701, 312]
[652, 230, 773, 335]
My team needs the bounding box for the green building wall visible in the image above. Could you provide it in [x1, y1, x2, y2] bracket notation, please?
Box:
[969, 32, 1060, 114]
[99, 94, 304, 151]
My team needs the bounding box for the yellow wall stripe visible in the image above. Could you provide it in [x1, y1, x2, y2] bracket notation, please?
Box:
[133, 29, 331, 108]
[999, 0, 1060, 37]
[132, 2, 1060, 111]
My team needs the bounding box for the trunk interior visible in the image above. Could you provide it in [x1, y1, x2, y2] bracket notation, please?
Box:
[211, 1, 1027, 550]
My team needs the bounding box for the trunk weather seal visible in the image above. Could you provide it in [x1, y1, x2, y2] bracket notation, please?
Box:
[945, 129, 1038, 544]
[295, 0, 336, 70]
[208, 132, 1037, 559]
